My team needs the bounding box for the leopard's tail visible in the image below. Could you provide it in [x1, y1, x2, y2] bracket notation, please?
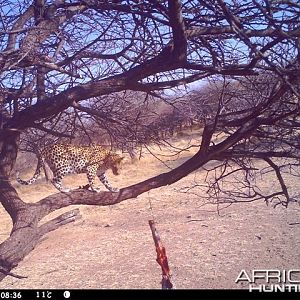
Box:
[16, 153, 44, 185]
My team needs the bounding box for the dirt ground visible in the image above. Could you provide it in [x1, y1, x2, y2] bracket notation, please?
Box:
[1, 135, 300, 289]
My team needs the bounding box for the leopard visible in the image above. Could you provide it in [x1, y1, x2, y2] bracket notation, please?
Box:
[16, 144, 124, 193]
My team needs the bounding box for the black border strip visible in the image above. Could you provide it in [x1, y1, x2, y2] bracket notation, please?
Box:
[0, 289, 299, 300]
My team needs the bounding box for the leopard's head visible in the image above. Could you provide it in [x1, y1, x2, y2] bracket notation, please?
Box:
[107, 153, 124, 175]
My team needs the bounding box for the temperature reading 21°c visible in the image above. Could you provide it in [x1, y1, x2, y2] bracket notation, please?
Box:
[36, 291, 52, 299]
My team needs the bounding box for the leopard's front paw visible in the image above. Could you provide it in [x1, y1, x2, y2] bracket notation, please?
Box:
[88, 186, 101, 193]
[60, 188, 71, 193]
[110, 187, 120, 193]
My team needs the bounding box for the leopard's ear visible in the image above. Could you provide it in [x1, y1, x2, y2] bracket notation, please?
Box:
[118, 156, 125, 162]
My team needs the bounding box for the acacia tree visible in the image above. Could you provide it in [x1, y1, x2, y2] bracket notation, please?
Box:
[0, 0, 299, 281]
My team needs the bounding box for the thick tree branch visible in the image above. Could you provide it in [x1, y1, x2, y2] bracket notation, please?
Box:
[168, 0, 187, 61]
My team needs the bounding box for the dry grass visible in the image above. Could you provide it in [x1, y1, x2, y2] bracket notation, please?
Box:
[1, 133, 300, 289]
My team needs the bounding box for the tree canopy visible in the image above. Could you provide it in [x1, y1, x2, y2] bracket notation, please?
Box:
[0, 0, 299, 281]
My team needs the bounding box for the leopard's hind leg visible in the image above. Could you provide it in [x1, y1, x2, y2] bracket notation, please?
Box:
[52, 166, 73, 193]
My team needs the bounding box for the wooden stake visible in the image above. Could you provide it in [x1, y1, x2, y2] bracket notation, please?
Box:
[149, 220, 174, 289]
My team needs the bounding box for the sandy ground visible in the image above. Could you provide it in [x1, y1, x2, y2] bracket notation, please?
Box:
[1, 134, 300, 289]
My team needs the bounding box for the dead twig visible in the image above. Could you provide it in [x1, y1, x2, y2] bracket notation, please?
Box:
[0, 268, 27, 279]
[288, 222, 300, 226]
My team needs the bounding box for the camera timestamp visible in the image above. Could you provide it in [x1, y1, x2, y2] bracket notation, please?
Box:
[0, 290, 55, 300]
[0, 291, 22, 299]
